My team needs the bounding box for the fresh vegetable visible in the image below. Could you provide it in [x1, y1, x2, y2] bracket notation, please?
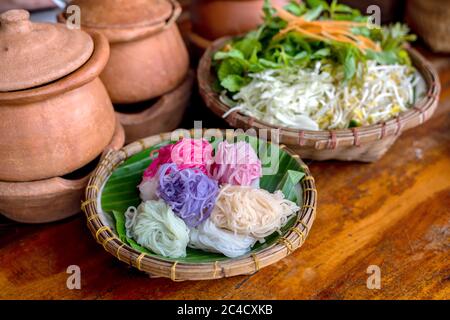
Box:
[212, 0, 420, 129]
[222, 60, 423, 130]
[274, 5, 380, 53]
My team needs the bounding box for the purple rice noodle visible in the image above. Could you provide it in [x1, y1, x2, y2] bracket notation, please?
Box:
[157, 163, 219, 228]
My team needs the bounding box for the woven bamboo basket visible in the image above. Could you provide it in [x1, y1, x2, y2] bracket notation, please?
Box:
[82, 129, 317, 281]
[198, 37, 441, 162]
[407, 0, 450, 53]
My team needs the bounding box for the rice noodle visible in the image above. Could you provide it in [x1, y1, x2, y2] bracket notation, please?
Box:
[139, 176, 159, 201]
[125, 200, 190, 258]
[210, 185, 299, 240]
[189, 219, 257, 258]
[158, 163, 219, 228]
[211, 141, 262, 187]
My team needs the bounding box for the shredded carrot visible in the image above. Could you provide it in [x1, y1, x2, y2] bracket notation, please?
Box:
[273, 6, 381, 53]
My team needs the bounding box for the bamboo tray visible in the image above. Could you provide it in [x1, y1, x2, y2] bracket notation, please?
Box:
[82, 129, 317, 281]
[198, 37, 441, 162]
[116, 71, 194, 143]
[0, 120, 125, 224]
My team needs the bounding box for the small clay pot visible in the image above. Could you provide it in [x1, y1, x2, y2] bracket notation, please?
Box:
[116, 70, 194, 143]
[0, 10, 116, 182]
[0, 120, 125, 224]
[190, 0, 289, 41]
[58, 0, 190, 104]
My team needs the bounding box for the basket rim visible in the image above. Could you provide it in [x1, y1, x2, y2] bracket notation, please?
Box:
[197, 36, 441, 149]
[82, 129, 317, 281]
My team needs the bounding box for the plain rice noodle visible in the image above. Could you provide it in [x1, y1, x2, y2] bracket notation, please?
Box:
[138, 176, 159, 201]
[125, 199, 190, 258]
[189, 219, 257, 258]
[210, 185, 299, 240]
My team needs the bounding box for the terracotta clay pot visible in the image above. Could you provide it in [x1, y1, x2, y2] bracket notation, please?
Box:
[58, 0, 190, 104]
[116, 70, 194, 143]
[0, 120, 125, 224]
[0, 10, 116, 182]
[190, 0, 289, 41]
[188, 26, 212, 51]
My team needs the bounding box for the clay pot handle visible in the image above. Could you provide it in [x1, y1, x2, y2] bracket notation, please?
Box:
[0, 10, 32, 34]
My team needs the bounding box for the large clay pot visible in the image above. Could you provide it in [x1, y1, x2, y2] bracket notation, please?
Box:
[0, 120, 125, 224]
[190, 0, 289, 41]
[0, 10, 116, 182]
[59, 0, 190, 104]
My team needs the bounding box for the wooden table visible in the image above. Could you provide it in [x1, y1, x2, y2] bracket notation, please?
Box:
[0, 48, 449, 300]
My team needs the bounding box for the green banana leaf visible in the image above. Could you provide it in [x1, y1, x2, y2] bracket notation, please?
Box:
[101, 135, 305, 263]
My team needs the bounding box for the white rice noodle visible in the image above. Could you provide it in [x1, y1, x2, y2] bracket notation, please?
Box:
[125, 200, 190, 258]
[189, 219, 257, 258]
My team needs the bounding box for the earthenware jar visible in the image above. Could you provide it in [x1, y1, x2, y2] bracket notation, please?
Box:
[190, 0, 289, 40]
[116, 70, 195, 143]
[0, 120, 125, 224]
[0, 10, 116, 182]
[59, 0, 190, 104]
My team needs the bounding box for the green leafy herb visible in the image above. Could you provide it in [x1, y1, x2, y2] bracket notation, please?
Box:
[213, 0, 416, 95]
[217, 58, 245, 82]
[221, 74, 249, 92]
[367, 23, 416, 66]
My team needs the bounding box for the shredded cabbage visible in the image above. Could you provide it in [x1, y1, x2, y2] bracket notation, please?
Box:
[222, 61, 425, 130]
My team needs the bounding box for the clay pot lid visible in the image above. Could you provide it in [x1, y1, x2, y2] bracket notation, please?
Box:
[67, 0, 173, 29]
[0, 10, 94, 92]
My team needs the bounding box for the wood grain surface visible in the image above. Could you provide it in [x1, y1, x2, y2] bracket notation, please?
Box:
[0, 48, 449, 300]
